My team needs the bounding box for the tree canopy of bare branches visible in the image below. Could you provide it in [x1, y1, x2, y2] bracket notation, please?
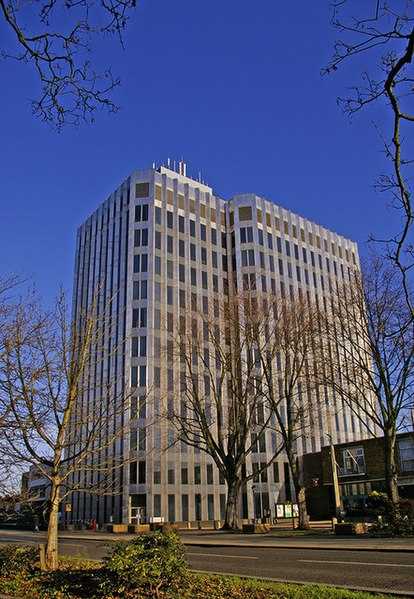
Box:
[1, 0, 136, 128]
[168, 290, 279, 530]
[325, 0, 414, 313]
[0, 288, 132, 570]
[255, 294, 323, 530]
[323, 255, 414, 503]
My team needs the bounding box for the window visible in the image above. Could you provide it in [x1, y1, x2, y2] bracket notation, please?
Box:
[340, 447, 365, 476]
[135, 204, 149, 222]
[211, 228, 217, 245]
[168, 468, 175, 484]
[138, 429, 146, 451]
[155, 206, 161, 224]
[190, 220, 196, 237]
[267, 232, 273, 250]
[167, 235, 173, 254]
[191, 268, 197, 286]
[399, 438, 414, 472]
[133, 280, 147, 300]
[277, 237, 282, 252]
[181, 467, 188, 484]
[154, 495, 161, 517]
[273, 462, 279, 483]
[132, 336, 147, 357]
[130, 430, 137, 451]
[179, 264, 185, 283]
[167, 211, 173, 229]
[240, 226, 253, 243]
[190, 243, 196, 261]
[132, 307, 147, 328]
[201, 247, 207, 265]
[200, 223, 206, 241]
[194, 465, 201, 484]
[155, 256, 161, 275]
[212, 251, 217, 268]
[294, 244, 299, 260]
[134, 229, 148, 247]
[207, 464, 213, 485]
[179, 239, 185, 257]
[133, 254, 148, 273]
[155, 231, 161, 250]
[258, 229, 263, 246]
[154, 282, 161, 301]
[285, 241, 291, 257]
[179, 215, 185, 233]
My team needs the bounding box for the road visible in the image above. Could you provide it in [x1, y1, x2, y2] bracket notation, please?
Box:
[1, 530, 414, 596]
[186, 544, 414, 596]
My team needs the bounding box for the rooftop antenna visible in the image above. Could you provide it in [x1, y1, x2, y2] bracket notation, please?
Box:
[179, 160, 187, 177]
[167, 157, 171, 168]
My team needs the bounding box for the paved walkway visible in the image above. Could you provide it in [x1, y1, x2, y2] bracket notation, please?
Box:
[57, 527, 414, 552]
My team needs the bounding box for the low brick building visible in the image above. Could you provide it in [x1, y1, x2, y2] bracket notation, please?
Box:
[303, 433, 414, 519]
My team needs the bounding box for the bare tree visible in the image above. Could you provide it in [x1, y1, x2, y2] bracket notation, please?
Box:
[0, 289, 133, 570]
[323, 255, 414, 503]
[255, 294, 323, 530]
[0, 274, 26, 496]
[324, 1, 414, 313]
[168, 290, 278, 530]
[1, 0, 136, 128]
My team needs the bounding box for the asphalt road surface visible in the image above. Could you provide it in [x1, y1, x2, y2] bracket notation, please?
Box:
[185, 544, 414, 596]
[1, 531, 413, 596]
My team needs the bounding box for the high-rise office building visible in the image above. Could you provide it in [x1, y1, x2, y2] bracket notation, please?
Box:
[70, 162, 369, 525]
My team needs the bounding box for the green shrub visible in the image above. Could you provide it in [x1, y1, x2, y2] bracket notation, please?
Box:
[398, 498, 414, 523]
[368, 494, 414, 537]
[366, 491, 394, 520]
[0, 544, 39, 576]
[101, 531, 188, 596]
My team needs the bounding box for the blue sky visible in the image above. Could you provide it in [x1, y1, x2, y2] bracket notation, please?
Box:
[0, 0, 397, 304]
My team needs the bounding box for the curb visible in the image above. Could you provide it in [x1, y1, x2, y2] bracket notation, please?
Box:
[182, 539, 414, 553]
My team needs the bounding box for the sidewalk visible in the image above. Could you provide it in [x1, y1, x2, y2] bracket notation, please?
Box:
[56, 527, 414, 553]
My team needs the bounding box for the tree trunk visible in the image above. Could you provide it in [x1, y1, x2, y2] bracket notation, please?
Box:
[384, 429, 399, 505]
[222, 478, 241, 530]
[295, 484, 310, 530]
[290, 455, 310, 530]
[45, 479, 60, 571]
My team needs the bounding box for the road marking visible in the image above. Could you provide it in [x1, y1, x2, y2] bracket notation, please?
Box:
[187, 552, 258, 560]
[299, 559, 414, 568]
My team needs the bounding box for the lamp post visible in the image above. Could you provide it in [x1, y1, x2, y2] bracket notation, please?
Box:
[326, 407, 342, 522]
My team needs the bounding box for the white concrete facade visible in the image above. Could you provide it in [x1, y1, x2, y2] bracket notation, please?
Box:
[70, 163, 369, 525]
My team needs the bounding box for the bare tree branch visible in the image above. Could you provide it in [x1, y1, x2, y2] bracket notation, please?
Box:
[324, 0, 414, 314]
[1, 0, 136, 128]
